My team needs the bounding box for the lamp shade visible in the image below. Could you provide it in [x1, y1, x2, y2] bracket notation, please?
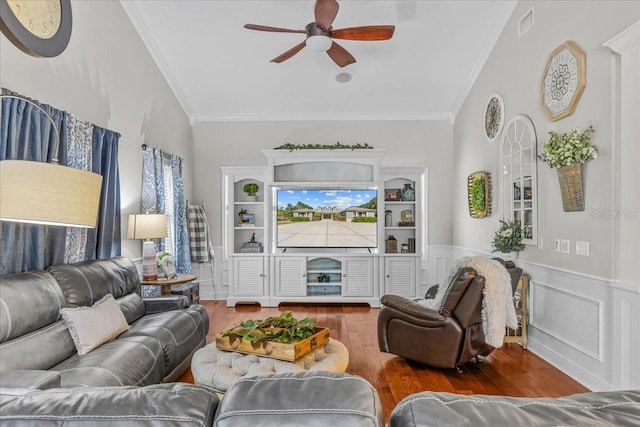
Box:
[0, 160, 103, 228]
[127, 214, 167, 240]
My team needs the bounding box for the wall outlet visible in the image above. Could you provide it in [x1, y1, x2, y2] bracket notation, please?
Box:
[561, 239, 570, 254]
[576, 241, 590, 256]
[538, 237, 543, 250]
[554, 239, 561, 252]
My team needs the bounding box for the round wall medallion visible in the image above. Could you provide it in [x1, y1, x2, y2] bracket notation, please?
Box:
[483, 93, 504, 142]
[541, 40, 586, 122]
[0, 0, 72, 57]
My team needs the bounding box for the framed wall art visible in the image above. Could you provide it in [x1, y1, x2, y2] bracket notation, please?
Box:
[483, 93, 505, 142]
[541, 40, 586, 122]
[467, 171, 491, 218]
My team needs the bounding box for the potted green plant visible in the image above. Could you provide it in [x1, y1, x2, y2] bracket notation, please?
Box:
[243, 183, 259, 201]
[539, 126, 597, 212]
[491, 220, 525, 259]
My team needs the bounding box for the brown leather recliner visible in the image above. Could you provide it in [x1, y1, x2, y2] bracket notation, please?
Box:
[378, 267, 494, 369]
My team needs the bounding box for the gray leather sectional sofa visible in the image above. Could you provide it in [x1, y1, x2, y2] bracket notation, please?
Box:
[1, 257, 638, 426]
[0, 257, 208, 388]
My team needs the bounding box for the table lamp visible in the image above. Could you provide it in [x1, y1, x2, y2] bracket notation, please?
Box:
[127, 213, 167, 280]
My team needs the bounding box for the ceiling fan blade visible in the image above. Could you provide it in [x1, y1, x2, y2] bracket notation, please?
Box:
[326, 41, 356, 68]
[332, 25, 395, 41]
[244, 24, 305, 34]
[314, 0, 339, 30]
[271, 41, 307, 63]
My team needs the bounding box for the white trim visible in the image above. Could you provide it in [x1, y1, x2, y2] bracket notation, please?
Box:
[195, 112, 451, 123]
[603, 20, 640, 54]
[529, 280, 604, 362]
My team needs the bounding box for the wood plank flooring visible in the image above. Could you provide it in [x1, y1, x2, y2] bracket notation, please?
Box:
[179, 301, 589, 421]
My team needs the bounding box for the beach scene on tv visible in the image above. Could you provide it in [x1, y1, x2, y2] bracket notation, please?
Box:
[277, 189, 378, 248]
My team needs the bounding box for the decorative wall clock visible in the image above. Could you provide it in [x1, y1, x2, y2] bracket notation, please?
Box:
[0, 0, 72, 57]
[483, 93, 504, 142]
[541, 40, 586, 122]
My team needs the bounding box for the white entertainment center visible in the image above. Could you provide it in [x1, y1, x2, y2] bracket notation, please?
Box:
[221, 149, 427, 307]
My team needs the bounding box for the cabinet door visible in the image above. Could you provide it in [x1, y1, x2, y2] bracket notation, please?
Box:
[233, 257, 266, 297]
[384, 257, 416, 297]
[343, 257, 373, 297]
[274, 257, 306, 296]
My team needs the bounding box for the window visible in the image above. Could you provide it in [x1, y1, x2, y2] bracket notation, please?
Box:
[162, 156, 175, 255]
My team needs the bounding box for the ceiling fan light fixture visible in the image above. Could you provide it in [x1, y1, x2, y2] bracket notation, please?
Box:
[306, 35, 332, 52]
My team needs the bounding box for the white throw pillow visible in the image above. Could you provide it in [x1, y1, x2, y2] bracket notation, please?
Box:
[60, 293, 130, 355]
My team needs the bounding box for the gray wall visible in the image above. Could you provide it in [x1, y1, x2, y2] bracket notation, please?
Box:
[192, 120, 454, 248]
[452, 1, 639, 279]
[0, 0, 194, 260]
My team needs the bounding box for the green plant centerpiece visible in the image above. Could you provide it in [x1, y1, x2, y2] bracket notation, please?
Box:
[243, 182, 259, 196]
[221, 311, 315, 344]
[491, 220, 525, 254]
[539, 126, 597, 168]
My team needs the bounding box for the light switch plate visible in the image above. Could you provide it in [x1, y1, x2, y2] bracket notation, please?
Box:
[554, 239, 561, 252]
[561, 239, 570, 254]
[576, 241, 589, 256]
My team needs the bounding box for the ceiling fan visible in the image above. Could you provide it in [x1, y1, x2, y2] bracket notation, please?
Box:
[244, 0, 395, 67]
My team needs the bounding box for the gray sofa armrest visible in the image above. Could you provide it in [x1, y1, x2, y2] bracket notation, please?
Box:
[0, 370, 61, 390]
[142, 295, 189, 314]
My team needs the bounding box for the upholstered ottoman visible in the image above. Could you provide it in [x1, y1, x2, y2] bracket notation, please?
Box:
[191, 338, 349, 392]
[214, 371, 384, 427]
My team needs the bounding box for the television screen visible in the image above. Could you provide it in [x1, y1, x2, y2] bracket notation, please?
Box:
[277, 189, 378, 248]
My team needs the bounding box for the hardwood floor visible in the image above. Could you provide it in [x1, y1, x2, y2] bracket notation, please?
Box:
[179, 300, 589, 421]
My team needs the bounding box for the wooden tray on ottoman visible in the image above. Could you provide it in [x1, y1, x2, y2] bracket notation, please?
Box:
[215, 327, 330, 362]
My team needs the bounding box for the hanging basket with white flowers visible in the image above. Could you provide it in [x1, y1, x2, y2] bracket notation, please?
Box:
[539, 126, 597, 212]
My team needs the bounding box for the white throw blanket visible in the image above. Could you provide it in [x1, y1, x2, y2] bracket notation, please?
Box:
[419, 256, 517, 347]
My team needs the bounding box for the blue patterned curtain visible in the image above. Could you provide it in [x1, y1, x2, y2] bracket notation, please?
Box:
[141, 147, 190, 274]
[0, 90, 121, 275]
[171, 155, 190, 273]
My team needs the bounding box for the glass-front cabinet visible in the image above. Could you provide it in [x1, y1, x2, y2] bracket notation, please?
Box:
[501, 115, 538, 245]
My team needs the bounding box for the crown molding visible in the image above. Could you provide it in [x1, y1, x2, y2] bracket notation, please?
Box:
[194, 111, 452, 122]
[120, 1, 196, 124]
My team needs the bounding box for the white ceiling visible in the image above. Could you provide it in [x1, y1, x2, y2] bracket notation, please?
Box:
[121, 1, 517, 123]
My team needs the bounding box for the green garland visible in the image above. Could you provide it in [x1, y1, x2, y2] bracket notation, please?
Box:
[274, 142, 374, 151]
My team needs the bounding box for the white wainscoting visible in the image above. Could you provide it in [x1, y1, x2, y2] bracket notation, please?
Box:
[450, 247, 639, 391]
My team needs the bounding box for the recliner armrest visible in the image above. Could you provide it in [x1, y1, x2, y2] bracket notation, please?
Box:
[381, 295, 446, 322]
[143, 295, 189, 314]
[0, 370, 61, 390]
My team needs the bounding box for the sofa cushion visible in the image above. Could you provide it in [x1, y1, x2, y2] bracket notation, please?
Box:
[48, 257, 145, 323]
[439, 267, 476, 316]
[0, 321, 76, 372]
[0, 270, 67, 342]
[60, 294, 130, 355]
[123, 307, 207, 379]
[0, 383, 219, 426]
[390, 390, 640, 427]
[215, 371, 384, 427]
[50, 335, 165, 387]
